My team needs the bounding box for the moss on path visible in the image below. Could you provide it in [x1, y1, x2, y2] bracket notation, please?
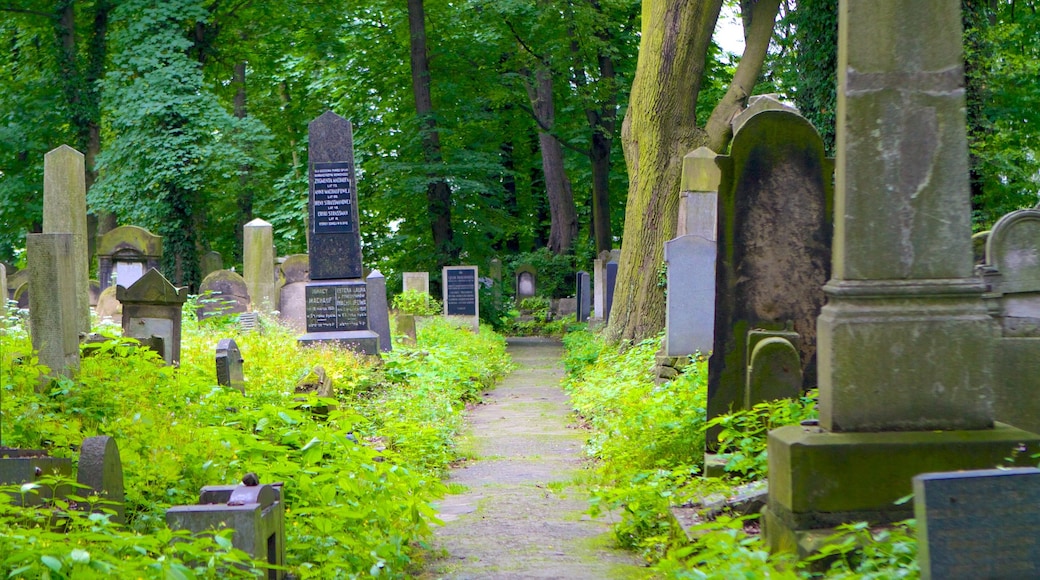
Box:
[419, 337, 648, 579]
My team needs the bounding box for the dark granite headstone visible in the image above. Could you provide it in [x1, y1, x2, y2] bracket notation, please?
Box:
[300, 280, 379, 352]
[604, 260, 618, 323]
[443, 266, 479, 332]
[307, 111, 362, 280]
[215, 338, 245, 393]
[914, 468, 1040, 580]
[576, 271, 590, 322]
[76, 436, 125, 523]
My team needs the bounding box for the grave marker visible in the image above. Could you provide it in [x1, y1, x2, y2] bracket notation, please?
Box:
[277, 254, 310, 331]
[592, 255, 606, 319]
[199, 251, 223, 280]
[366, 270, 392, 353]
[43, 145, 89, 334]
[604, 260, 618, 323]
[117, 268, 188, 365]
[576, 271, 590, 322]
[28, 233, 80, 380]
[402, 272, 430, 295]
[215, 338, 245, 393]
[244, 219, 275, 312]
[198, 270, 250, 320]
[96, 225, 162, 291]
[443, 266, 479, 332]
[76, 435, 125, 524]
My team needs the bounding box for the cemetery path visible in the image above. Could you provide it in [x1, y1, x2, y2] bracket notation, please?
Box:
[418, 337, 647, 580]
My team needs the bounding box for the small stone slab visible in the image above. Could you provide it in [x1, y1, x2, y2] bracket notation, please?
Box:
[914, 468, 1040, 580]
[215, 338, 245, 393]
[76, 436, 125, 523]
[576, 271, 590, 322]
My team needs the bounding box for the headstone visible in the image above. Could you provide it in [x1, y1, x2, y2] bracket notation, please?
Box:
[95, 286, 121, 321]
[677, 147, 720, 239]
[763, 0, 1040, 554]
[443, 266, 479, 332]
[972, 231, 989, 266]
[301, 280, 379, 353]
[665, 235, 717, 357]
[243, 218, 276, 312]
[13, 282, 28, 310]
[554, 298, 577, 317]
[366, 270, 392, 353]
[576, 271, 590, 322]
[295, 365, 334, 398]
[76, 435, 125, 524]
[88, 279, 101, 307]
[0, 448, 73, 506]
[215, 338, 245, 393]
[0, 264, 6, 314]
[914, 468, 1040, 580]
[197, 270, 250, 320]
[604, 260, 618, 323]
[489, 258, 503, 307]
[199, 250, 224, 280]
[277, 254, 310, 331]
[395, 313, 417, 346]
[592, 256, 605, 319]
[730, 94, 799, 135]
[706, 106, 833, 447]
[745, 331, 802, 408]
[43, 145, 90, 334]
[515, 265, 537, 301]
[96, 225, 162, 291]
[402, 272, 430, 295]
[307, 111, 362, 280]
[117, 268, 188, 365]
[28, 233, 80, 380]
[166, 481, 286, 579]
[6, 268, 27, 302]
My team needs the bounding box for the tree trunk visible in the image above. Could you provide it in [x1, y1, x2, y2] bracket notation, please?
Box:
[525, 67, 577, 254]
[606, 0, 780, 343]
[233, 59, 253, 260]
[408, 0, 456, 267]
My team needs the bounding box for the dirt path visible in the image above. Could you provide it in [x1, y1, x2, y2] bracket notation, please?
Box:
[419, 337, 647, 580]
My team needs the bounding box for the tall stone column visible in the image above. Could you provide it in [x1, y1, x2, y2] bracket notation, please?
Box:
[243, 218, 276, 312]
[43, 145, 90, 334]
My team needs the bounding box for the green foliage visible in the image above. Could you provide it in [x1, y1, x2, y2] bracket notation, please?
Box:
[391, 290, 442, 316]
[809, 520, 919, 579]
[0, 311, 511, 577]
[704, 392, 819, 482]
[655, 516, 799, 579]
[505, 249, 578, 299]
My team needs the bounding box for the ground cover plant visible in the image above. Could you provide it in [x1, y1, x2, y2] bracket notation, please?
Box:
[0, 306, 510, 578]
[561, 329, 919, 578]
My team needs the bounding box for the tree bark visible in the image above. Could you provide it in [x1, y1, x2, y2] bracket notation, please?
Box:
[606, 0, 780, 343]
[408, 0, 456, 267]
[525, 67, 578, 254]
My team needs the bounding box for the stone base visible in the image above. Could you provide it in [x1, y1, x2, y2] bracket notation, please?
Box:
[298, 330, 380, 355]
[703, 453, 728, 478]
[764, 422, 1040, 553]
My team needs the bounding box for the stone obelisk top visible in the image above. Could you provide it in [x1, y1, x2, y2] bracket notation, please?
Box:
[43, 145, 90, 334]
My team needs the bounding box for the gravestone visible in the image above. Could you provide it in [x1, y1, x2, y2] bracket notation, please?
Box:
[76, 435, 125, 524]
[706, 105, 833, 451]
[13, 283, 28, 309]
[592, 255, 606, 319]
[96, 225, 162, 291]
[244, 218, 276, 312]
[745, 330, 802, 408]
[665, 235, 717, 357]
[117, 268, 188, 366]
[0, 448, 72, 506]
[42, 145, 90, 334]
[88, 280, 101, 307]
[200, 251, 223, 280]
[7, 268, 27, 302]
[366, 270, 392, 353]
[0, 264, 6, 314]
[277, 254, 310, 331]
[676, 147, 720, 239]
[167, 481, 286, 579]
[396, 314, 417, 346]
[215, 338, 245, 393]
[95, 286, 121, 321]
[914, 468, 1040, 579]
[730, 94, 799, 135]
[972, 231, 990, 266]
[298, 112, 379, 354]
[402, 272, 430, 295]
[576, 271, 590, 322]
[197, 270, 250, 320]
[763, 0, 1040, 555]
[489, 258, 503, 307]
[443, 266, 479, 332]
[28, 233, 80, 380]
[604, 260, 618, 323]
[515, 265, 537, 301]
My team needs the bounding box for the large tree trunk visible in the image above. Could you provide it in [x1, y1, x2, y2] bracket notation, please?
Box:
[525, 67, 578, 254]
[408, 0, 456, 268]
[606, 0, 780, 343]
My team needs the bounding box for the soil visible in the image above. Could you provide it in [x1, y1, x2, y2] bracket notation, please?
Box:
[419, 337, 648, 579]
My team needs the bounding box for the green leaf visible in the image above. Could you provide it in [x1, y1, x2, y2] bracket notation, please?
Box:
[40, 556, 62, 572]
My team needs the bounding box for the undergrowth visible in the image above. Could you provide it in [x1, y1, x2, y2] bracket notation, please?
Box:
[0, 310, 510, 578]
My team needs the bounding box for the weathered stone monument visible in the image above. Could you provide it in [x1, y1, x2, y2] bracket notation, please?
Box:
[604, 260, 618, 323]
[42, 145, 90, 334]
[216, 338, 245, 393]
[28, 233, 80, 380]
[515, 265, 537, 301]
[117, 268, 188, 366]
[763, 0, 1040, 554]
[402, 272, 430, 295]
[197, 270, 250, 320]
[276, 254, 309, 331]
[366, 270, 392, 353]
[298, 111, 379, 353]
[243, 218, 276, 312]
[443, 265, 479, 332]
[705, 103, 833, 458]
[96, 225, 162, 291]
[665, 147, 721, 358]
[199, 250, 223, 280]
[592, 253, 606, 320]
[576, 271, 590, 322]
[76, 435, 125, 524]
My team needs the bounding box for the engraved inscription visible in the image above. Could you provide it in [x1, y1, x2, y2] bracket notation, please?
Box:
[305, 283, 368, 332]
[445, 269, 477, 316]
[312, 161, 355, 233]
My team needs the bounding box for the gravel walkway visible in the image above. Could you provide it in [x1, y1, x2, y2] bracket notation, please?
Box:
[419, 337, 647, 580]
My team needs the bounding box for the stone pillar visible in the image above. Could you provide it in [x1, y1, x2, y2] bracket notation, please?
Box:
[592, 257, 605, 319]
[28, 233, 80, 380]
[677, 147, 720, 239]
[243, 218, 275, 312]
[366, 270, 392, 352]
[764, 0, 1040, 554]
[43, 145, 89, 334]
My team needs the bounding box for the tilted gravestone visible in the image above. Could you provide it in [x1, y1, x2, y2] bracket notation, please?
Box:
[76, 435, 125, 524]
[197, 270, 250, 321]
[443, 266, 479, 332]
[215, 338, 245, 393]
[706, 106, 833, 452]
[117, 268, 188, 366]
[366, 270, 393, 353]
[96, 225, 162, 292]
[914, 468, 1040, 579]
[244, 218, 276, 312]
[298, 111, 379, 353]
[576, 271, 590, 322]
[763, 0, 1040, 554]
[277, 254, 310, 331]
[745, 330, 802, 409]
[42, 145, 90, 334]
[28, 233, 80, 381]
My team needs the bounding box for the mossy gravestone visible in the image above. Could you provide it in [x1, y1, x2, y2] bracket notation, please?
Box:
[198, 270, 250, 320]
[706, 106, 833, 452]
[28, 233, 80, 381]
[215, 338, 245, 393]
[42, 145, 90, 335]
[117, 268, 188, 366]
[243, 218, 275, 312]
[96, 225, 162, 292]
